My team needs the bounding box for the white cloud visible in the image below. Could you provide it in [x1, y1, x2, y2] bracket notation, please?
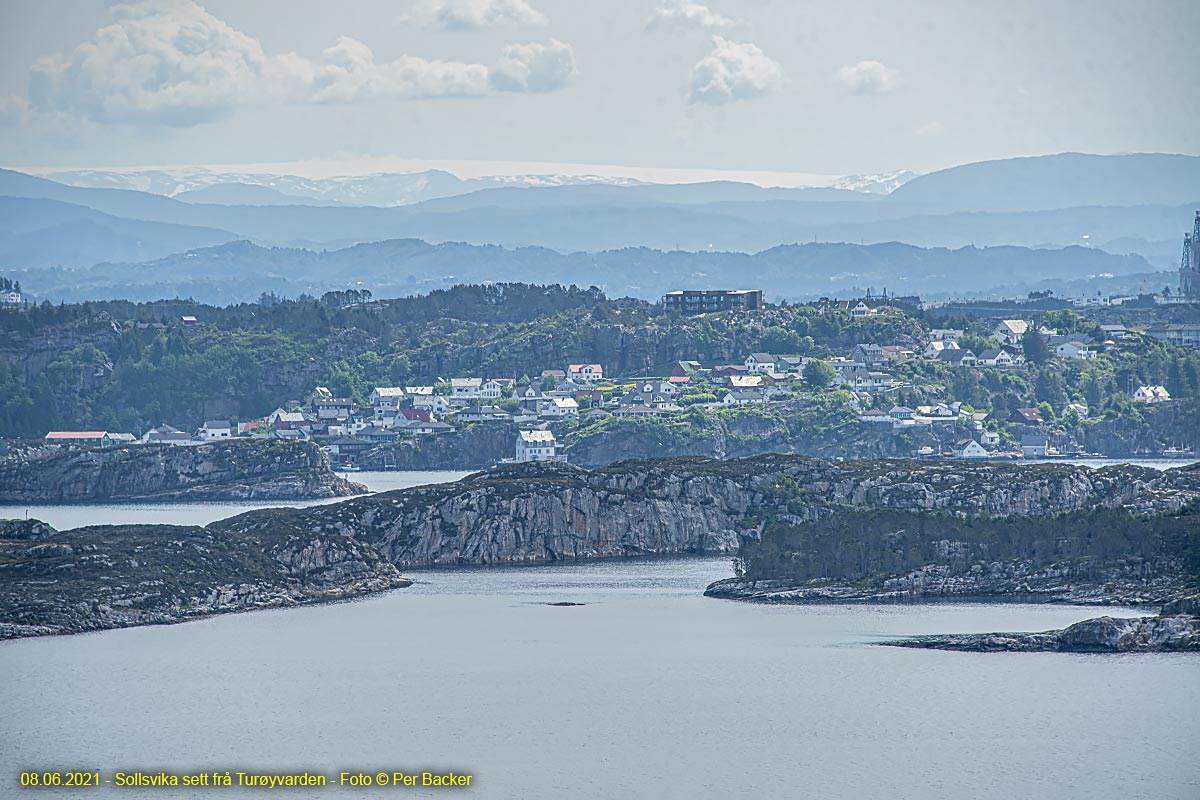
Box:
[406, 0, 548, 30]
[28, 0, 282, 125]
[489, 39, 576, 93]
[308, 37, 489, 103]
[646, 2, 733, 31]
[688, 37, 781, 105]
[915, 120, 945, 136]
[834, 60, 902, 95]
[19, 1, 570, 126]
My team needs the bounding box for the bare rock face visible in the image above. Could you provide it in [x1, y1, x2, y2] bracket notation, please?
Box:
[0, 439, 366, 503]
[214, 455, 1200, 570]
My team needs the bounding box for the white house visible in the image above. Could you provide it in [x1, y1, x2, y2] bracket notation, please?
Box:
[744, 353, 777, 374]
[369, 387, 405, 417]
[566, 363, 604, 383]
[450, 378, 484, 400]
[1055, 341, 1095, 360]
[199, 420, 233, 441]
[924, 340, 959, 358]
[955, 439, 990, 459]
[515, 429, 563, 463]
[723, 390, 766, 405]
[1132, 385, 1171, 404]
[142, 425, 195, 445]
[541, 397, 580, 419]
[1021, 434, 1053, 458]
[993, 320, 1030, 345]
[980, 430, 1001, 447]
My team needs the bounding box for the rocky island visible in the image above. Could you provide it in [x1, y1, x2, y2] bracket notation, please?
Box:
[0, 439, 366, 503]
[2, 455, 1198, 639]
[0, 516, 410, 639]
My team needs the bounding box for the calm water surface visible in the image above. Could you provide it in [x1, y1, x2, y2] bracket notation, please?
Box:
[9, 471, 473, 530]
[2, 469, 1198, 799]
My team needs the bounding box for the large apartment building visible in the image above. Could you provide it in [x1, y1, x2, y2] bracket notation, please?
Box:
[662, 289, 763, 314]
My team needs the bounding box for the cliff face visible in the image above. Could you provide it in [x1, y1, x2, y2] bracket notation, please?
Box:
[4, 455, 1199, 638]
[0, 516, 410, 639]
[214, 456, 1200, 569]
[0, 439, 366, 503]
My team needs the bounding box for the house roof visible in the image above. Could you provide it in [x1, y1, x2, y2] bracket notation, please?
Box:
[519, 429, 556, 443]
[46, 431, 107, 439]
[451, 378, 482, 388]
[747, 352, 776, 362]
[568, 363, 602, 371]
[372, 387, 405, 398]
[937, 348, 976, 362]
[204, 420, 231, 428]
[996, 319, 1029, 334]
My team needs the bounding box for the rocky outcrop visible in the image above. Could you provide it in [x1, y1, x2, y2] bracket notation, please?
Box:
[0, 516, 411, 639]
[881, 613, 1200, 653]
[213, 455, 1200, 569]
[0, 439, 366, 503]
[4, 455, 1199, 638]
[705, 481, 1200, 607]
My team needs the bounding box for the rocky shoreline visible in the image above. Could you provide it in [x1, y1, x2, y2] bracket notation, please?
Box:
[0, 517, 410, 640]
[880, 612, 1200, 653]
[0, 439, 366, 503]
[2, 455, 1198, 639]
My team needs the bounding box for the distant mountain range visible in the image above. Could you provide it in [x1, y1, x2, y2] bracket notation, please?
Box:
[0, 152, 1195, 303]
[39, 166, 914, 206]
[7, 237, 1159, 306]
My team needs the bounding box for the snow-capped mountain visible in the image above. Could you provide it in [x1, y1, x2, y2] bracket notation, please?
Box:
[829, 170, 917, 195]
[41, 168, 650, 207]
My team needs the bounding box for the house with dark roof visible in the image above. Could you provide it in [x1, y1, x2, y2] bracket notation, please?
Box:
[1009, 407, 1045, 425]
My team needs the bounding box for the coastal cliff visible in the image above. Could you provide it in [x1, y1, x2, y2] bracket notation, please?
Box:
[0, 516, 410, 639]
[3, 455, 1199, 638]
[214, 455, 1200, 569]
[0, 439, 366, 503]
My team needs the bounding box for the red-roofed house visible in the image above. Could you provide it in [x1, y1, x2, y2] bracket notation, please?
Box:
[45, 431, 113, 446]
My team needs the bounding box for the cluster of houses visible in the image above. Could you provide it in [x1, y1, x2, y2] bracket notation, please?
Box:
[37, 310, 1181, 465]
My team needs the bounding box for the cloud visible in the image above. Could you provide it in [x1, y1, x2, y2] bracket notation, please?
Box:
[308, 37, 489, 103]
[834, 60, 902, 95]
[0, 95, 28, 126]
[688, 37, 781, 105]
[405, 0, 548, 29]
[489, 39, 577, 93]
[915, 120, 945, 136]
[19, 1, 570, 126]
[28, 0, 283, 125]
[646, 2, 734, 31]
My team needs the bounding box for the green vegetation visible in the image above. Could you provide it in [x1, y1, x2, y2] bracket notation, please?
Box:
[735, 504, 1200, 585]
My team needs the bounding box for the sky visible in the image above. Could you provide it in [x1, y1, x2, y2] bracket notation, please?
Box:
[1, 0, 1198, 181]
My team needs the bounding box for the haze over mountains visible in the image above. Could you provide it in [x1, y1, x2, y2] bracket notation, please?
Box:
[1, 152, 1196, 304]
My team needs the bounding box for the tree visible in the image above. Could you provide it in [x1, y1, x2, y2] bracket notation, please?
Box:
[802, 360, 836, 390]
[1022, 328, 1050, 365]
